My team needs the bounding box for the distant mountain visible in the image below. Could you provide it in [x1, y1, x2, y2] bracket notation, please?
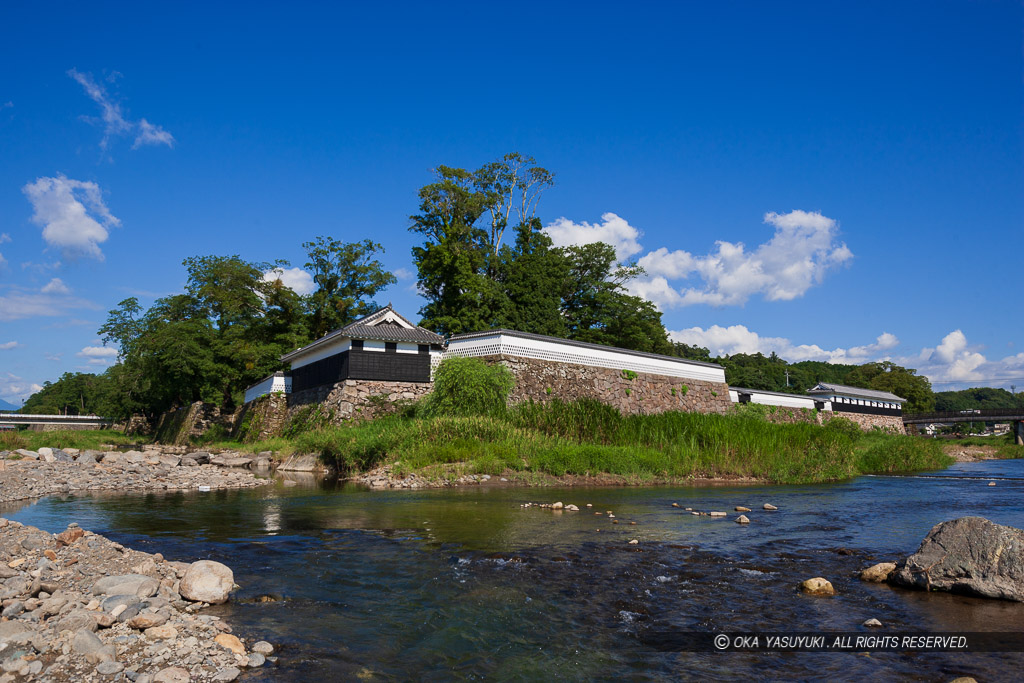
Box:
[0, 398, 20, 412]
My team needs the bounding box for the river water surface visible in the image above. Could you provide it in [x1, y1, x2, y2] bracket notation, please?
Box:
[5, 460, 1024, 681]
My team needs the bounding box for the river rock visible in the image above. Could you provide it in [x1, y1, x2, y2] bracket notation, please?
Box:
[180, 560, 234, 604]
[96, 661, 125, 675]
[128, 611, 169, 629]
[551, 501, 564, 509]
[735, 506, 751, 512]
[146, 624, 179, 640]
[92, 574, 160, 598]
[862, 618, 882, 627]
[888, 516, 1024, 601]
[247, 652, 267, 667]
[57, 608, 100, 633]
[735, 515, 750, 524]
[763, 503, 778, 511]
[859, 562, 896, 583]
[154, 667, 191, 683]
[214, 633, 246, 655]
[0, 620, 36, 646]
[709, 511, 727, 517]
[251, 640, 274, 655]
[212, 667, 241, 682]
[800, 577, 835, 596]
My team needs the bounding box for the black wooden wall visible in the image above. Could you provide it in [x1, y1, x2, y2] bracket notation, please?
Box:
[290, 346, 431, 393]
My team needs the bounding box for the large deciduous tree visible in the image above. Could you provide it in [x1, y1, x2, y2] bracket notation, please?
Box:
[303, 237, 396, 338]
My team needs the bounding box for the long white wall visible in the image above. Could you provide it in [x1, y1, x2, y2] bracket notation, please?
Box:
[444, 332, 726, 383]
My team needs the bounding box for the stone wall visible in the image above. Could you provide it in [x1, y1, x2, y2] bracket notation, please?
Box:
[479, 354, 733, 415]
[233, 392, 289, 442]
[288, 379, 433, 425]
[152, 401, 239, 445]
[820, 411, 905, 433]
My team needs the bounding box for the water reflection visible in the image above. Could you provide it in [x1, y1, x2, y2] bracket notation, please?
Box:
[5, 460, 1024, 680]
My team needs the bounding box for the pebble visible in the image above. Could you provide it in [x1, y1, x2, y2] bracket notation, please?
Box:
[735, 506, 751, 512]
[988, 482, 996, 486]
[764, 504, 778, 510]
[709, 512, 727, 517]
[628, 539, 639, 545]
[862, 618, 882, 627]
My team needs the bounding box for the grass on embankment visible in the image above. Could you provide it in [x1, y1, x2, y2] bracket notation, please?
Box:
[290, 399, 953, 485]
[0, 429, 144, 452]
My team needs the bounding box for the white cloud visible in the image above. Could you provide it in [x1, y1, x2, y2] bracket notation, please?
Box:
[544, 212, 644, 261]
[68, 69, 174, 151]
[0, 372, 44, 404]
[669, 325, 899, 364]
[394, 267, 414, 280]
[670, 324, 1023, 391]
[133, 118, 175, 149]
[0, 341, 19, 350]
[636, 210, 852, 308]
[77, 345, 118, 359]
[0, 233, 10, 244]
[0, 286, 97, 322]
[263, 267, 315, 295]
[909, 330, 991, 384]
[41, 278, 71, 294]
[22, 175, 120, 260]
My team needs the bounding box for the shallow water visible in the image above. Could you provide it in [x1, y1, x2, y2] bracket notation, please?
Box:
[6, 460, 1024, 681]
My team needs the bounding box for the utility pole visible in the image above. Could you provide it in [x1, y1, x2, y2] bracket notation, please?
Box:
[785, 370, 790, 388]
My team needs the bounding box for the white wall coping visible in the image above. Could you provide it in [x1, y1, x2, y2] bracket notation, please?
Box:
[445, 330, 726, 383]
[244, 374, 293, 403]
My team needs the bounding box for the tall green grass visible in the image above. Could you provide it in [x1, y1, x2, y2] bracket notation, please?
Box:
[0, 430, 143, 451]
[291, 399, 954, 484]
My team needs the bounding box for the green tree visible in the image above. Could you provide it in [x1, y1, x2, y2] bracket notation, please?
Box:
[303, 237, 396, 338]
[560, 242, 672, 353]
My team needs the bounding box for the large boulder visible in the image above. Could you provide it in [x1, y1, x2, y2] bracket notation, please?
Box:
[889, 517, 1024, 601]
[179, 560, 234, 604]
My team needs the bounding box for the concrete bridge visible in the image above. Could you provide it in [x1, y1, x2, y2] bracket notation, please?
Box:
[903, 409, 1024, 445]
[0, 413, 114, 431]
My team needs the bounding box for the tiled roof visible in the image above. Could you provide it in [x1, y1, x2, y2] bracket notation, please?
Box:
[807, 382, 906, 402]
[281, 305, 443, 363]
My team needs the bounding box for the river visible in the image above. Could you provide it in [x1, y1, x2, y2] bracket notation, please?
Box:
[4, 459, 1024, 681]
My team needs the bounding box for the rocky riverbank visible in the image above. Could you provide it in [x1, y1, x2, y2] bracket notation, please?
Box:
[0, 448, 271, 505]
[0, 517, 275, 681]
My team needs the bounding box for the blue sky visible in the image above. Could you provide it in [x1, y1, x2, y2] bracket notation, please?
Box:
[1, 1, 1022, 405]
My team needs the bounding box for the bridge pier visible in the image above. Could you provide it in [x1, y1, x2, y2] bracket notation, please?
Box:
[1016, 420, 1024, 447]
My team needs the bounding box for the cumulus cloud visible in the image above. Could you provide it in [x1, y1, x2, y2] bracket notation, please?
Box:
[908, 330, 991, 384]
[544, 212, 644, 261]
[669, 325, 900, 364]
[670, 324, 1023, 390]
[77, 346, 118, 359]
[22, 175, 120, 260]
[68, 69, 174, 151]
[0, 233, 10, 244]
[0, 372, 43, 404]
[41, 278, 71, 294]
[0, 341, 19, 350]
[263, 267, 315, 295]
[393, 267, 414, 280]
[636, 210, 852, 308]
